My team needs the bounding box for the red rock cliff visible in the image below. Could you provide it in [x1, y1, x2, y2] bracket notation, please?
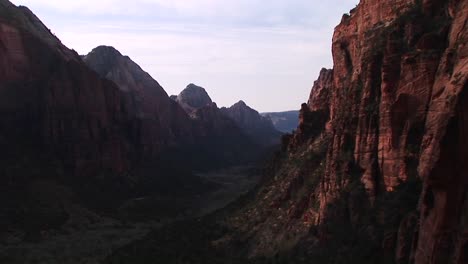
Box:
[225, 0, 467, 263]
[326, 0, 467, 262]
[0, 1, 131, 177]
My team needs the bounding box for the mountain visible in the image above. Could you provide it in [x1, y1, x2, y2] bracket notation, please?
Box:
[221, 101, 282, 146]
[261, 110, 299, 133]
[0, 0, 134, 197]
[83, 46, 193, 158]
[85, 50, 258, 169]
[0, 1, 166, 250]
[175, 83, 213, 115]
[0, 0, 257, 246]
[107, 0, 468, 263]
[173, 84, 261, 166]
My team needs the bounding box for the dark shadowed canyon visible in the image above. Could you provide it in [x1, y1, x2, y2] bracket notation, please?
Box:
[0, 0, 467, 263]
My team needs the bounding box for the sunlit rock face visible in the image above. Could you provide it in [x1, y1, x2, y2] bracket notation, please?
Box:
[328, 1, 467, 262]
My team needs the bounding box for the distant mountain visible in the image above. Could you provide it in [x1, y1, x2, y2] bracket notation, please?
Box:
[173, 85, 282, 146]
[261, 110, 300, 133]
[173, 84, 260, 165]
[221, 101, 282, 146]
[175, 83, 213, 114]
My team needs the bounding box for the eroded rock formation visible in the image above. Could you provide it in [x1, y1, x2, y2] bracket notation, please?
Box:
[223, 0, 468, 263]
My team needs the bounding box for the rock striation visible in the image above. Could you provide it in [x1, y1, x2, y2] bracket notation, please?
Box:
[0, 0, 131, 179]
[223, 0, 468, 263]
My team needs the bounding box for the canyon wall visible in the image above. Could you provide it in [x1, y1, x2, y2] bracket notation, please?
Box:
[0, 1, 132, 179]
[226, 0, 467, 263]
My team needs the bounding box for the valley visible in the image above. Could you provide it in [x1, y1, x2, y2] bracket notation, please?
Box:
[0, 166, 262, 264]
[0, 0, 466, 263]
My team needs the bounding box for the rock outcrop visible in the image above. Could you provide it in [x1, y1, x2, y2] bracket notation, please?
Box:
[222, 0, 468, 263]
[221, 101, 282, 146]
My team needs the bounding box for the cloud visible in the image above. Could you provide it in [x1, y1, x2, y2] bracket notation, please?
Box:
[13, 0, 358, 26]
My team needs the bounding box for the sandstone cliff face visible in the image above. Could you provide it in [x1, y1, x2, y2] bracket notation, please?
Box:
[0, 1, 147, 236]
[328, 0, 467, 262]
[224, 0, 467, 263]
[0, 1, 131, 179]
[221, 101, 282, 146]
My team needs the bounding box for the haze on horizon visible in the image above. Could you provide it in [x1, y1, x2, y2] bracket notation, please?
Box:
[11, 0, 358, 112]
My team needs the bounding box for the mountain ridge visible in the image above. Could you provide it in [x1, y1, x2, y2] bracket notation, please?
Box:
[220, 100, 282, 146]
[261, 110, 300, 133]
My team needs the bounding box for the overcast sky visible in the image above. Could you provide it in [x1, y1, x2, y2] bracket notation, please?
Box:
[11, 0, 358, 112]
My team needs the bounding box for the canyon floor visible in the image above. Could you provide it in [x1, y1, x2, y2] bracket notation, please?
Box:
[0, 166, 261, 264]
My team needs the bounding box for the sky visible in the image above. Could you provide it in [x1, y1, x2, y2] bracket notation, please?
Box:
[11, 0, 358, 112]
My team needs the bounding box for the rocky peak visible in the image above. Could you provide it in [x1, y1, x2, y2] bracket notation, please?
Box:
[83, 45, 165, 95]
[232, 100, 247, 108]
[89, 45, 121, 55]
[0, 0, 76, 60]
[226, 100, 259, 115]
[308, 68, 332, 112]
[83, 45, 194, 155]
[221, 100, 282, 146]
[83, 46, 122, 76]
[176, 83, 213, 110]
